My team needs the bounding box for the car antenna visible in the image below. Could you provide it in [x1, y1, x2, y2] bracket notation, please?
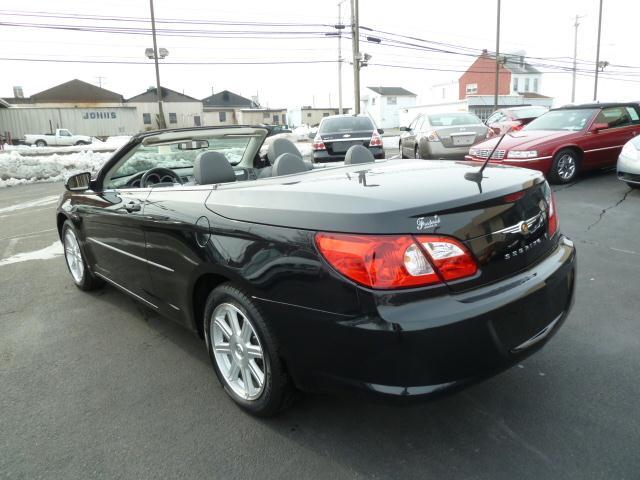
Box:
[464, 127, 513, 184]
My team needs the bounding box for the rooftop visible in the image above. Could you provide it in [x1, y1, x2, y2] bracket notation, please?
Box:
[366, 86, 417, 96]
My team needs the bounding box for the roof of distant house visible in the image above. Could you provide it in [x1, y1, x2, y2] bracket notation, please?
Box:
[127, 87, 199, 103]
[521, 92, 551, 99]
[366, 87, 417, 96]
[26, 79, 125, 103]
[202, 90, 258, 109]
[503, 54, 541, 75]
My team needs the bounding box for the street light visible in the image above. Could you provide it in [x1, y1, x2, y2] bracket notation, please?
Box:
[145, 47, 169, 59]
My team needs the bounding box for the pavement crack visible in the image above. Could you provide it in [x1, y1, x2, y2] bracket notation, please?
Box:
[585, 188, 632, 231]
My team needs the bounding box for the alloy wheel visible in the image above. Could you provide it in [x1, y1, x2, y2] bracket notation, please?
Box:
[556, 153, 576, 181]
[211, 303, 266, 401]
[64, 229, 84, 284]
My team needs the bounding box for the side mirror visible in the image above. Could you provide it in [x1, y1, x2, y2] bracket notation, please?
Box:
[591, 122, 609, 132]
[399, 126, 408, 132]
[65, 172, 92, 192]
[377, 128, 385, 135]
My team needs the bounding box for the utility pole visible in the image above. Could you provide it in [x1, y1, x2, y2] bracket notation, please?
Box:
[493, 0, 501, 112]
[149, 0, 166, 129]
[593, 0, 603, 101]
[95, 76, 106, 88]
[351, 0, 360, 114]
[337, 0, 345, 114]
[571, 15, 583, 103]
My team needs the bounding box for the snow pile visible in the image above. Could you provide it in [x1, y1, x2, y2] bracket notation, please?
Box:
[260, 132, 313, 159]
[292, 125, 313, 140]
[0, 150, 112, 188]
[382, 135, 400, 149]
[1, 136, 131, 155]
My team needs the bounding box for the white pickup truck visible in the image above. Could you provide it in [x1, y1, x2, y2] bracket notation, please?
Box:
[24, 129, 92, 147]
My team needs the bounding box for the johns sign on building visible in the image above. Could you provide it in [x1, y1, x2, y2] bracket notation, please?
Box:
[82, 112, 117, 120]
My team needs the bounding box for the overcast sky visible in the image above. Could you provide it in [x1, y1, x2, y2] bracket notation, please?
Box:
[1, 0, 638, 108]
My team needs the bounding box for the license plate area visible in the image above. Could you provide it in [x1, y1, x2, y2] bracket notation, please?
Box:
[330, 141, 361, 153]
[451, 135, 475, 146]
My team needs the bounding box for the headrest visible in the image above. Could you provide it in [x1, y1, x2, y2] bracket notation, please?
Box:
[267, 138, 302, 163]
[272, 152, 310, 176]
[344, 145, 375, 165]
[194, 151, 236, 185]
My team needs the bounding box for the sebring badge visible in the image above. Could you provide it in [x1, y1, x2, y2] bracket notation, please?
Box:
[416, 215, 441, 230]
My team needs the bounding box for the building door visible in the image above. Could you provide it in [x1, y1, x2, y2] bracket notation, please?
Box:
[194, 115, 201, 126]
[273, 114, 279, 124]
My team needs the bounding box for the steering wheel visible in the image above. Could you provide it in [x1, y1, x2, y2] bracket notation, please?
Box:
[140, 167, 183, 188]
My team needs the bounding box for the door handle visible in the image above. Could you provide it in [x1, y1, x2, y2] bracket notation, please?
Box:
[123, 201, 141, 213]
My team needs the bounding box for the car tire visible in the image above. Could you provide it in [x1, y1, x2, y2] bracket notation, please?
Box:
[549, 148, 580, 184]
[204, 283, 296, 417]
[35, 140, 47, 147]
[75, 141, 88, 146]
[62, 220, 103, 291]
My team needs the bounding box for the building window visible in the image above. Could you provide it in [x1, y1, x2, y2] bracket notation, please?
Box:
[386, 96, 397, 105]
[524, 78, 530, 92]
[465, 83, 478, 95]
[533, 78, 539, 92]
[169, 113, 177, 124]
[306, 112, 312, 118]
[273, 114, 279, 124]
[323, 112, 330, 117]
[372, 97, 376, 105]
[143, 113, 151, 125]
[194, 115, 201, 126]
[513, 78, 519, 92]
[219, 111, 227, 122]
[263, 112, 270, 119]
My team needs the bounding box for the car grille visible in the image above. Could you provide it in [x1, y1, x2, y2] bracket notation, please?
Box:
[474, 149, 506, 160]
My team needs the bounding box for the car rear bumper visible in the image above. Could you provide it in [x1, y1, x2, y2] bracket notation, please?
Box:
[313, 146, 385, 162]
[465, 155, 554, 174]
[255, 235, 576, 399]
[424, 143, 474, 160]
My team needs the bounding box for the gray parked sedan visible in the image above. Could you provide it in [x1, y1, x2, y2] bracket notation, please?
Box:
[617, 136, 640, 188]
[399, 112, 489, 159]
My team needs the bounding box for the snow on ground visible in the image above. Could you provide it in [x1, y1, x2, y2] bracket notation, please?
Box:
[1, 136, 131, 155]
[0, 150, 113, 188]
[382, 135, 400, 149]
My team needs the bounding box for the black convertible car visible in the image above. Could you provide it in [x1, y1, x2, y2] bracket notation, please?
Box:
[57, 125, 576, 416]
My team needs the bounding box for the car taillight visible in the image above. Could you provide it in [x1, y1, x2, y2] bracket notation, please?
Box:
[312, 134, 326, 151]
[315, 233, 478, 289]
[547, 191, 559, 237]
[510, 122, 524, 132]
[369, 131, 383, 147]
[425, 130, 440, 142]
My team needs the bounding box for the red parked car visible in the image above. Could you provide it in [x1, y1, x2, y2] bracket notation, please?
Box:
[467, 103, 640, 183]
[485, 105, 548, 136]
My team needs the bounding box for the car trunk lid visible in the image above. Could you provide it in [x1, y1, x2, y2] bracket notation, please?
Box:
[321, 130, 374, 155]
[206, 159, 554, 290]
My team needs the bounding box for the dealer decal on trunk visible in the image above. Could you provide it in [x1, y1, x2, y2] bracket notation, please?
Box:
[416, 215, 441, 230]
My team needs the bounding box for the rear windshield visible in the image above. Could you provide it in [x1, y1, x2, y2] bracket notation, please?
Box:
[319, 116, 374, 133]
[524, 108, 597, 131]
[508, 107, 547, 120]
[427, 113, 481, 126]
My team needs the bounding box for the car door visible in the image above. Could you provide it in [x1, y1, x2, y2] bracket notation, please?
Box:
[80, 187, 154, 305]
[57, 129, 74, 146]
[584, 106, 638, 168]
[401, 116, 419, 157]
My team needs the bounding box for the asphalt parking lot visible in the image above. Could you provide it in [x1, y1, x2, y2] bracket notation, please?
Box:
[1, 162, 639, 479]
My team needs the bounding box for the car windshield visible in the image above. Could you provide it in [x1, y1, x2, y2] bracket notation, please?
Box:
[109, 136, 251, 181]
[509, 107, 547, 120]
[427, 113, 481, 126]
[319, 116, 374, 133]
[524, 108, 597, 131]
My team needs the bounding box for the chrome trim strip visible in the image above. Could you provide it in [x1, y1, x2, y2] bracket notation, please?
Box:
[324, 137, 371, 142]
[88, 238, 174, 272]
[583, 145, 624, 153]
[94, 272, 158, 309]
[493, 212, 544, 235]
[511, 313, 563, 353]
[504, 155, 553, 162]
